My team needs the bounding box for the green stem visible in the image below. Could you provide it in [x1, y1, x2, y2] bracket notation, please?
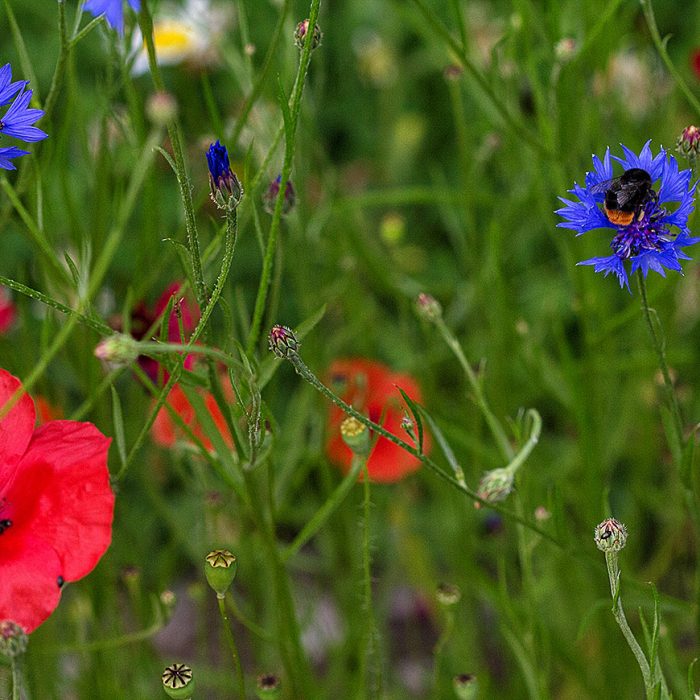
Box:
[217, 595, 246, 699]
[434, 316, 515, 461]
[640, 0, 700, 118]
[409, 0, 550, 157]
[604, 551, 653, 696]
[283, 453, 366, 562]
[432, 609, 455, 695]
[246, 0, 322, 354]
[137, 1, 208, 314]
[11, 657, 20, 700]
[281, 351, 560, 545]
[358, 461, 382, 698]
[118, 209, 239, 480]
[636, 271, 684, 459]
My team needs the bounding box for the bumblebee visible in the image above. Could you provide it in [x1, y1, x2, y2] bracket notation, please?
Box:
[592, 167, 656, 226]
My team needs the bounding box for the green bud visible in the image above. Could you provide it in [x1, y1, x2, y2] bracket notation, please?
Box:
[594, 518, 628, 552]
[294, 19, 322, 50]
[204, 549, 238, 598]
[416, 292, 442, 321]
[94, 333, 140, 369]
[475, 467, 514, 506]
[268, 325, 300, 359]
[0, 621, 28, 659]
[340, 416, 370, 455]
[256, 673, 282, 699]
[436, 582, 461, 607]
[161, 663, 195, 699]
[453, 673, 478, 700]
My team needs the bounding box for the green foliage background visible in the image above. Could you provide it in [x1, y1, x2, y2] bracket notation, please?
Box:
[2, 0, 700, 697]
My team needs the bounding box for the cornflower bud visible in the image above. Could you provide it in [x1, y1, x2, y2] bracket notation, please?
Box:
[677, 125, 700, 168]
[204, 549, 238, 598]
[294, 19, 322, 50]
[0, 621, 28, 659]
[594, 518, 628, 552]
[263, 175, 296, 215]
[161, 663, 195, 699]
[268, 324, 300, 359]
[94, 333, 140, 369]
[475, 467, 514, 506]
[416, 292, 442, 321]
[206, 140, 243, 211]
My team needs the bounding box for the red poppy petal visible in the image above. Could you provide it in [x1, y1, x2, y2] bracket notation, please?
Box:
[0, 369, 35, 493]
[0, 531, 62, 633]
[11, 421, 114, 582]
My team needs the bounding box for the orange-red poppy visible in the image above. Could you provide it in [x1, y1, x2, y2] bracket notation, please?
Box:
[325, 358, 429, 483]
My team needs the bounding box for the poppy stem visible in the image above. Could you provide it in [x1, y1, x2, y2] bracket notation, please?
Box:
[636, 270, 685, 462]
[358, 461, 383, 697]
[216, 595, 246, 699]
[11, 657, 21, 700]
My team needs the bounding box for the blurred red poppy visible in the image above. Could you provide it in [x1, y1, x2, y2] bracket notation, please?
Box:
[152, 379, 233, 451]
[691, 48, 700, 80]
[325, 358, 429, 483]
[0, 287, 16, 333]
[113, 282, 199, 384]
[0, 369, 114, 633]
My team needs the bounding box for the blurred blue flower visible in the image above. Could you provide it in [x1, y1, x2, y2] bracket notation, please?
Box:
[0, 147, 30, 171]
[0, 89, 47, 143]
[83, 0, 141, 35]
[556, 141, 698, 291]
[0, 66, 47, 171]
[0, 64, 27, 107]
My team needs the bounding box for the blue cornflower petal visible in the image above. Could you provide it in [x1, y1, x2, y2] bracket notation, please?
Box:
[0, 146, 30, 170]
[0, 64, 27, 107]
[577, 255, 630, 291]
[0, 89, 48, 142]
[557, 142, 698, 291]
[83, 0, 141, 34]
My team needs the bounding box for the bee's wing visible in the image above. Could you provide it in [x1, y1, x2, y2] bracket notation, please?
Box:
[589, 177, 616, 195]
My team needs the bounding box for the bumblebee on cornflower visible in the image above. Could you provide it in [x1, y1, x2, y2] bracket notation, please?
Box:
[556, 141, 698, 291]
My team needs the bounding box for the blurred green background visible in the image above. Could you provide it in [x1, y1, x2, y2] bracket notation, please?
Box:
[2, 0, 700, 697]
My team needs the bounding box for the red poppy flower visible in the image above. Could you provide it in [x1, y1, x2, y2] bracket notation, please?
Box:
[325, 358, 429, 483]
[0, 287, 16, 333]
[152, 379, 233, 451]
[0, 369, 114, 633]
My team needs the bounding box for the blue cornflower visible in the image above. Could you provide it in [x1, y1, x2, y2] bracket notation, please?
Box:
[556, 141, 698, 291]
[0, 66, 47, 171]
[207, 140, 242, 211]
[83, 0, 141, 35]
[0, 64, 27, 107]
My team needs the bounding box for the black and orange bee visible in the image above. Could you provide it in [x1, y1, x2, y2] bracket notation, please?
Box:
[591, 168, 656, 226]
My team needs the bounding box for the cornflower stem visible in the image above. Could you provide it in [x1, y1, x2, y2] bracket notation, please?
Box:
[137, 2, 208, 314]
[118, 209, 239, 481]
[245, 0, 322, 354]
[636, 271, 684, 460]
[282, 452, 366, 562]
[11, 658, 20, 700]
[603, 550, 653, 697]
[358, 461, 382, 698]
[433, 316, 515, 462]
[216, 595, 246, 699]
